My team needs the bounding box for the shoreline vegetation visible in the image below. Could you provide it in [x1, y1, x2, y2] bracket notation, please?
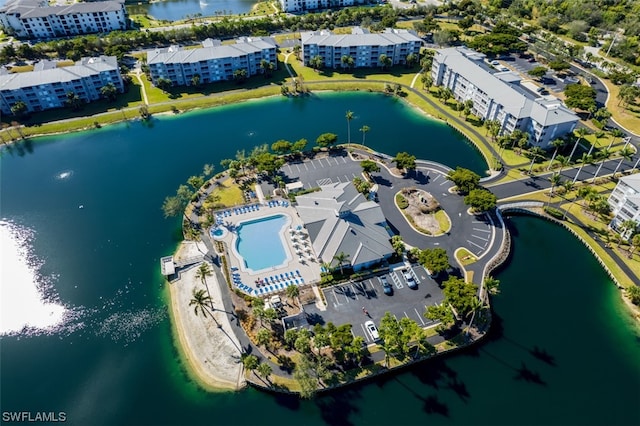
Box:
[2, 68, 638, 393]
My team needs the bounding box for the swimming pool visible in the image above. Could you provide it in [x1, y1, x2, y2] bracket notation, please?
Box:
[234, 214, 291, 273]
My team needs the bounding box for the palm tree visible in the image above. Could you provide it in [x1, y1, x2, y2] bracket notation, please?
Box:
[345, 110, 354, 146]
[189, 288, 219, 325]
[612, 144, 634, 178]
[627, 234, 640, 258]
[618, 219, 638, 244]
[286, 284, 300, 308]
[572, 152, 594, 184]
[359, 125, 370, 147]
[607, 128, 624, 149]
[195, 262, 215, 311]
[591, 148, 612, 182]
[569, 128, 590, 163]
[332, 251, 350, 275]
[256, 362, 272, 383]
[547, 138, 566, 170]
[564, 186, 594, 219]
[555, 155, 570, 175]
[549, 173, 562, 196]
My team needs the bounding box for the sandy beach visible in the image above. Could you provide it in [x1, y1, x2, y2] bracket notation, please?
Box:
[167, 241, 246, 391]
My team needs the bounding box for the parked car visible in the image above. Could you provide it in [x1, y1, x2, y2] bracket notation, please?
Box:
[403, 269, 417, 289]
[379, 275, 393, 295]
[365, 320, 380, 341]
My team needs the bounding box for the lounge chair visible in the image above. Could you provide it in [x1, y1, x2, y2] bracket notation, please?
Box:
[296, 270, 301, 277]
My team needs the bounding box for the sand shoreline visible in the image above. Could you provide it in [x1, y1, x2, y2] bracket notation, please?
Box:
[167, 241, 246, 392]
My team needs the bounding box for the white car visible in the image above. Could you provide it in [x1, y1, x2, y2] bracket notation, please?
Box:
[403, 269, 418, 289]
[365, 320, 380, 341]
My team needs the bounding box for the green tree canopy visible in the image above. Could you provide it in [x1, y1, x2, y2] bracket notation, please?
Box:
[564, 84, 597, 111]
[316, 132, 338, 149]
[528, 66, 548, 79]
[446, 167, 480, 193]
[361, 159, 380, 174]
[442, 276, 478, 319]
[418, 248, 449, 275]
[464, 188, 497, 212]
[393, 152, 417, 172]
[271, 139, 292, 155]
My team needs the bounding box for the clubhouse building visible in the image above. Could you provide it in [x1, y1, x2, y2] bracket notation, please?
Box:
[295, 182, 394, 272]
[0, 0, 127, 39]
[301, 27, 422, 70]
[431, 47, 579, 148]
[146, 37, 277, 87]
[0, 55, 123, 115]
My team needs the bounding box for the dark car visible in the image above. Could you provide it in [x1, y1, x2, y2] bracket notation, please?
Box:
[379, 275, 393, 295]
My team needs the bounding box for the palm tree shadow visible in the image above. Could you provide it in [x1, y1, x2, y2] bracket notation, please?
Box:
[514, 362, 547, 386]
[393, 377, 450, 418]
[446, 377, 471, 403]
[316, 391, 361, 426]
[529, 346, 556, 367]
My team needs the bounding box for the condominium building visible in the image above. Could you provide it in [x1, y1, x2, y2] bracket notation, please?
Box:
[608, 174, 640, 239]
[146, 37, 277, 87]
[279, 0, 365, 13]
[431, 47, 579, 148]
[0, 0, 127, 39]
[301, 27, 422, 69]
[0, 56, 124, 115]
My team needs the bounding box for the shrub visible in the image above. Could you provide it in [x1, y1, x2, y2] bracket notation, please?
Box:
[544, 206, 565, 219]
[397, 194, 409, 209]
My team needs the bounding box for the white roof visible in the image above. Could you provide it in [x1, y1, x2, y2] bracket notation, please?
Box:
[301, 27, 421, 48]
[147, 37, 276, 65]
[620, 173, 640, 192]
[0, 56, 118, 91]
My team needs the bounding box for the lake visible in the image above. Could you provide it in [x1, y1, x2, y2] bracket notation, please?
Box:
[127, 0, 260, 22]
[1, 92, 638, 426]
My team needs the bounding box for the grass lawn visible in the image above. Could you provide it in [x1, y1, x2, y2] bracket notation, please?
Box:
[434, 209, 451, 233]
[603, 79, 640, 135]
[455, 248, 477, 266]
[210, 179, 244, 207]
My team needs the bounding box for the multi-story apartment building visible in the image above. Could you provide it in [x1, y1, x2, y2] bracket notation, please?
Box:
[431, 47, 579, 148]
[279, 0, 365, 13]
[608, 174, 640, 239]
[0, 0, 127, 39]
[0, 56, 124, 115]
[301, 27, 422, 70]
[146, 37, 277, 87]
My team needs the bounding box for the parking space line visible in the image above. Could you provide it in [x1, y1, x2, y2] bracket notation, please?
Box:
[341, 157, 347, 163]
[472, 221, 486, 224]
[440, 180, 448, 186]
[345, 175, 350, 182]
[311, 161, 317, 169]
[324, 158, 333, 167]
[303, 162, 309, 171]
[467, 240, 485, 250]
[360, 323, 370, 342]
[415, 308, 425, 325]
[295, 164, 301, 173]
[331, 289, 342, 307]
[334, 157, 340, 166]
[472, 234, 489, 242]
[349, 284, 359, 300]
[433, 174, 440, 182]
[335, 176, 342, 183]
[473, 228, 491, 232]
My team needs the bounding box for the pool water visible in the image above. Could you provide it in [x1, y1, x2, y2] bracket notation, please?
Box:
[235, 214, 290, 272]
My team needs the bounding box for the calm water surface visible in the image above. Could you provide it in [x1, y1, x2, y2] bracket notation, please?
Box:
[1, 92, 638, 426]
[127, 0, 259, 22]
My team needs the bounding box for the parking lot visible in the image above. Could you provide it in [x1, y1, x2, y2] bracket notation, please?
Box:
[499, 54, 567, 93]
[280, 152, 363, 190]
[303, 265, 445, 344]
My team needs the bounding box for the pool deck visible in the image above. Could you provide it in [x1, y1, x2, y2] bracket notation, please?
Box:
[211, 201, 322, 297]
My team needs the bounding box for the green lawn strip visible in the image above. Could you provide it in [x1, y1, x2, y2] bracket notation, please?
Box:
[210, 179, 244, 207]
[603, 79, 640, 135]
[434, 209, 451, 233]
[498, 148, 531, 167]
[455, 247, 477, 266]
[561, 207, 638, 288]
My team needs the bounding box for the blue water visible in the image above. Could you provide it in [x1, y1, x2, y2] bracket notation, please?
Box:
[235, 214, 289, 271]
